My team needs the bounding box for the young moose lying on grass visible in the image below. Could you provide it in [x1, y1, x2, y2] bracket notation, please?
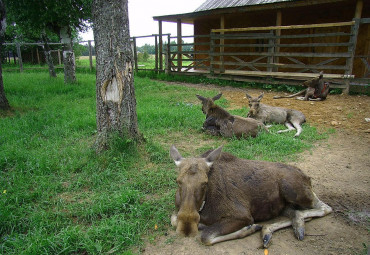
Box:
[170, 145, 333, 247]
[196, 93, 267, 138]
[246, 92, 306, 137]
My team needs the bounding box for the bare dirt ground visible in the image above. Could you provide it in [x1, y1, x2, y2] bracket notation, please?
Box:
[142, 83, 370, 255]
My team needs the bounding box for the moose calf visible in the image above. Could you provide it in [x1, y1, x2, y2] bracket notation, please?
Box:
[246, 92, 306, 137]
[273, 72, 330, 101]
[196, 93, 267, 138]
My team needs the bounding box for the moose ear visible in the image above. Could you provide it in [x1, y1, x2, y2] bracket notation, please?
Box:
[205, 146, 223, 167]
[212, 93, 222, 101]
[257, 92, 264, 101]
[319, 71, 323, 79]
[196, 94, 206, 102]
[245, 92, 252, 101]
[170, 145, 183, 166]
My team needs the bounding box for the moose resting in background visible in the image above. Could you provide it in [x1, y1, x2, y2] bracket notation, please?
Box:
[196, 93, 267, 138]
[170, 145, 332, 247]
[273, 72, 330, 101]
[246, 92, 306, 137]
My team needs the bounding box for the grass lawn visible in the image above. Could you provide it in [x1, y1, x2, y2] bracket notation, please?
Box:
[0, 70, 328, 254]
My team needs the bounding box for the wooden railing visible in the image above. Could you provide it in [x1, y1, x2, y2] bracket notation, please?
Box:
[165, 19, 370, 91]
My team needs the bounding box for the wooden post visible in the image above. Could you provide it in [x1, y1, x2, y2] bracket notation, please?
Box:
[155, 35, 158, 72]
[36, 47, 40, 65]
[344, 18, 360, 94]
[88, 40, 93, 71]
[267, 30, 275, 72]
[58, 49, 62, 65]
[16, 42, 23, 72]
[220, 15, 225, 73]
[274, 10, 282, 72]
[167, 34, 171, 73]
[133, 37, 138, 72]
[354, 0, 363, 18]
[158, 20, 163, 71]
[177, 19, 182, 72]
[210, 32, 215, 76]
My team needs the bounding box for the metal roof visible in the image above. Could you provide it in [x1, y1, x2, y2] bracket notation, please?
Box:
[194, 0, 293, 12]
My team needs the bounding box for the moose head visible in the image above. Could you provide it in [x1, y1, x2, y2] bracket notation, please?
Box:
[246, 92, 264, 117]
[170, 145, 223, 237]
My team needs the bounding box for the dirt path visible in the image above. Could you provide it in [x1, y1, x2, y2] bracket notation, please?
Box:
[142, 83, 370, 255]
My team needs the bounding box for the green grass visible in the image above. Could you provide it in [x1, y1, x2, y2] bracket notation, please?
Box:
[0, 71, 329, 254]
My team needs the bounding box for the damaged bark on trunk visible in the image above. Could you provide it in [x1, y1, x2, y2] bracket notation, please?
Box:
[60, 27, 76, 83]
[92, 0, 140, 152]
[42, 34, 57, 78]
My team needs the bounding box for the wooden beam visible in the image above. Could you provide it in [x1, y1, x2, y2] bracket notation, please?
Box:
[354, 0, 363, 19]
[158, 20, 163, 70]
[212, 21, 355, 33]
[177, 19, 182, 72]
[274, 10, 282, 71]
[220, 14, 225, 73]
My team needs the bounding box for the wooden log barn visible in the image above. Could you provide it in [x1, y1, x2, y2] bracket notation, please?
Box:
[153, 0, 370, 92]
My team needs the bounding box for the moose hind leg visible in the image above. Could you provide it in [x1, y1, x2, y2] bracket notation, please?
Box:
[200, 219, 262, 246]
[277, 122, 295, 134]
[291, 121, 303, 137]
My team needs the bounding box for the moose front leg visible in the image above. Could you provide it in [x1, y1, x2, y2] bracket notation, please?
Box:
[200, 219, 262, 245]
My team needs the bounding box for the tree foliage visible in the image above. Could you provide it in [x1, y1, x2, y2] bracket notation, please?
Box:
[4, 0, 92, 41]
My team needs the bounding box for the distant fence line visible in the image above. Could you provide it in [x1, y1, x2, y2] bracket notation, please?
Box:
[2, 33, 172, 73]
[3, 41, 97, 72]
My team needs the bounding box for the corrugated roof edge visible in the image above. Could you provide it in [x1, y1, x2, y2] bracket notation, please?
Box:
[194, 0, 293, 12]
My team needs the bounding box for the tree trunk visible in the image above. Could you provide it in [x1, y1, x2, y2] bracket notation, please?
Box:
[92, 0, 140, 152]
[0, 0, 10, 110]
[42, 34, 57, 78]
[60, 26, 76, 83]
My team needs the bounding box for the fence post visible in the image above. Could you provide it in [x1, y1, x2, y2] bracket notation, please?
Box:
[133, 37, 138, 72]
[210, 32, 215, 76]
[88, 40, 93, 71]
[36, 47, 41, 65]
[165, 34, 171, 73]
[267, 30, 275, 72]
[16, 42, 23, 72]
[344, 18, 360, 94]
[58, 49, 62, 65]
[155, 35, 158, 72]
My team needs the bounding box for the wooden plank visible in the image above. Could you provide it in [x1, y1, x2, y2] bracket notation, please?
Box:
[216, 70, 354, 79]
[212, 52, 351, 58]
[214, 42, 351, 48]
[177, 19, 182, 72]
[212, 21, 355, 33]
[211, 61, 348, 70]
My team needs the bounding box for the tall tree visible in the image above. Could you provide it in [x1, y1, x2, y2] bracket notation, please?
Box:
[4, 0, 92, 82]
[92, 0, 140, 152]
[0, 0, 10, 110]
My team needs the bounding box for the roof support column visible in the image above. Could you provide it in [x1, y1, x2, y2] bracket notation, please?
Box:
[354, 0, 363, 18]
[274, 10, 282, 72]
[220, 15, 225, 73]
[158, 20, 163, 70]
[177, 19, 182, 72]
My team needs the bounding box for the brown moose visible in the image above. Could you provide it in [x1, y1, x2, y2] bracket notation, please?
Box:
[170, 145, 332, 247]
[246, 92, 306, 137]
[196, 93, 267, 138]
[273, 72, 330, 101]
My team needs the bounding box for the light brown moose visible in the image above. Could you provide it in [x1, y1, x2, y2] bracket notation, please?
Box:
[246, 92, 306, 137]
[273, 72, 330, 101]
[170, 145, 332, 247]
[196, 93, 267, 138]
